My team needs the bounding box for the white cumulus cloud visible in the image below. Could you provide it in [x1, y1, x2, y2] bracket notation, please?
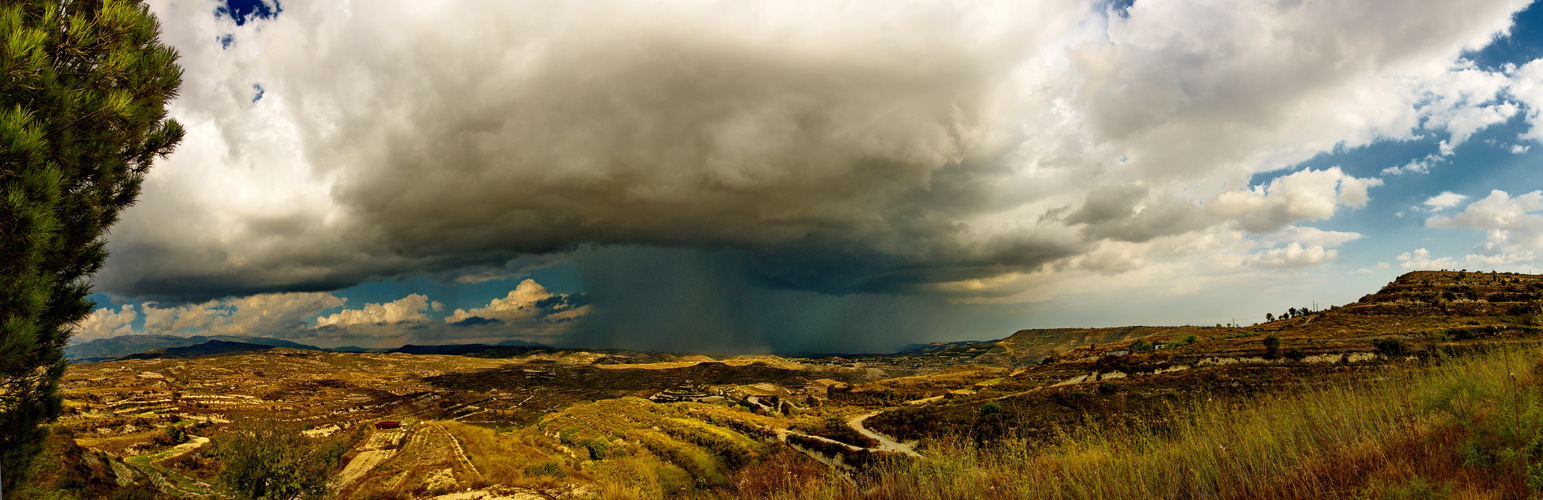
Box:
[143, 292, 345, 338]
[1398, 248, 1458, 270]
[1207, 167, 1383, 233]
[1424, 191, 1471, 209]
[316, 294, 439, 326]
[1425, 190, 1543, 269]
[1244, 243, 1339, 269]
[71, 305, 139, 342]
[446, 279, 591, 324]
[1382, 157, 1436, 176]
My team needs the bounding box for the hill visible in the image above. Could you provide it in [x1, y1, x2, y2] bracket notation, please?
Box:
[894, 326, 1205, 366]
[65, 334, 323, 361]
[115, 340, 280, 360]
[32, 270, 1543, 500]
[858, 270, 1543, 445]
[67, 335, 549, 361]
[387, 343, 551, 357]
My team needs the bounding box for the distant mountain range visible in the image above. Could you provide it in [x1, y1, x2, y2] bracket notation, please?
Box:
[115, 340, 282, 360]
[74, 330, 1138, 365]
[65, 335, 325, 362]
[65, 334, 550, 362]
[388, 339, 550, 357]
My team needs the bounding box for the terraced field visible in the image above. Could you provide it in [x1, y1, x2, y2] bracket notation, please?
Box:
[25, 270, 1543, 499]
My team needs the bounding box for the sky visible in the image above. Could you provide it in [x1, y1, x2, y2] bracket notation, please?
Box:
[71, 0, 1543, 354]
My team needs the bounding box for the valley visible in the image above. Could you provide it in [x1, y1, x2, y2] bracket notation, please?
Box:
[18, 270, 1543, 499]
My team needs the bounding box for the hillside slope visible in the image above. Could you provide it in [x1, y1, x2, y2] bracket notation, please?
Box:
[66, 334, 323, 361]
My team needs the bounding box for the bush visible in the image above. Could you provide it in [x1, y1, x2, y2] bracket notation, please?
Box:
[1382, 477, 1452, 500]
[583, 438, 611, 460]
[108, 489, 158, 500]
[1263, 335, 1282, 359]
[980, 402, 1003, 416]
[524, 460, 567, 478]
[152, 425, 186, 447]
[1182, 334, 1198, 346]
[215, 422, 334, 500]
[1375, 339, 1407, 358]
[559, 428, 580, 446]
[1284, 348, 1307, 362]
[1423, 357, 1543, 492]
[1131, 339, 1152, 352]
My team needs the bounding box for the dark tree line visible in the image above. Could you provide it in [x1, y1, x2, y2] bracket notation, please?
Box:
[1266, 306, 1316, 322]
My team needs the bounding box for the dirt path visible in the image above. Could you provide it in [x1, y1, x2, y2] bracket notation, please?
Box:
[430, 423, 483, 482]
[846, 412, 919, 458]
[158, 435, 210, 461]
[333, 428, 403, 491]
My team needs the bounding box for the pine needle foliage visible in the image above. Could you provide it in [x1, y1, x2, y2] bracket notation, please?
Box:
[0, 0, 182, 491]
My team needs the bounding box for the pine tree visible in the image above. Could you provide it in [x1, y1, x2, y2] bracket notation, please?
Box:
[1, 0, 183, 491]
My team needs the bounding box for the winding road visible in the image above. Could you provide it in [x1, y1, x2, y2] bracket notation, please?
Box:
[847, 411, 919, 457]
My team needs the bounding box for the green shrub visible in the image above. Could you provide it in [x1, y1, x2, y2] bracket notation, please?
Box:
[1263, 335, 1282, 359]
[1381, 477, 1451, 500]
[1375, 338, 1407, 358]
[583, 438, 611, 460]
[215, 423, 333, 500]
[523, 460, 567, 478]
[1422, 357, 1543, 492]
[980, 402, 1003, 416]
[108, 489, 158, 500]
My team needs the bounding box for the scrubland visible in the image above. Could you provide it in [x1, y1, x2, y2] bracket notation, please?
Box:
[840, 344, 1543, 499]
[16, 270, 1543, 499]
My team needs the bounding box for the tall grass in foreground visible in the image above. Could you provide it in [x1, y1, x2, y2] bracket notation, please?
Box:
[785, 345, 1543, 500]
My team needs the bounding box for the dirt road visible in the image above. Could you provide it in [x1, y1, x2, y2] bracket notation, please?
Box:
[847, 411, 919, 457]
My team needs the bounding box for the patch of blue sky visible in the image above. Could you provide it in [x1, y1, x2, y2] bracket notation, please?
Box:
[1100, 0, 1136, 17]
[1281, 110, 1540, 276]
[215, 0, 281, 27]
[1466, 0, 1543, 71]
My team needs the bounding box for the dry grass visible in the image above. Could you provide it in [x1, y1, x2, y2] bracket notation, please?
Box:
[439, 420, 565, 486]
[741, 344, 1543, 500]
[446, 397, 780, 496]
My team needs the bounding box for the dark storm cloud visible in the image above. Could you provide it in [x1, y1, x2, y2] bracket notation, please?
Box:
[448, 317, 499, 327]
[565, 246, 989, 354]
[107, 0, 1088, 301]
[108, 0, 1536, 312]
[327, 37, 1009, 275]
